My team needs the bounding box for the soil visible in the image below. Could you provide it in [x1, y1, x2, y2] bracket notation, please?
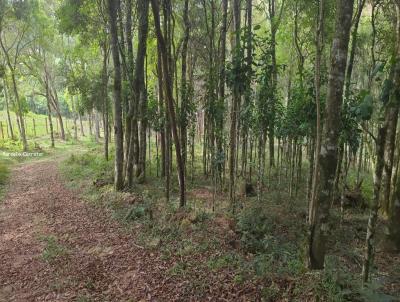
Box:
[0, 160, 260, 302]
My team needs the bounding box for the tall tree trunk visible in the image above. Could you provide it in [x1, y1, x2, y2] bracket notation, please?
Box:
[46, 96, 55, 148]
[9, 70, 27, 150]
[79, 114, 85, 137]
[132, 0, 150, 183]
[107, 0, 124, 191]
[229, 0, 241, 210]
[157, 50, 166, 178]
[101, 40, 109, 161]
[0, 38, 28, 150]
[217, 0, 228, 187]
[151, 0, 186, 207]
[243, 0, 252, 180]
[309, 0, 325, 223]
[344, 0, 366, 100]
[2, 79, 14, 140]
[362, 125, 387, 283]
[72, 96, 78, 140]
[375, 0, 400, 262]
[308, 0, 354, 269]
[125, 0, 141, 184]
[268, 0, 277, 168]
[94, 109, 101, 142]
[381, 9, 400, 215]
[135, 0, 149, 181]
[180, 0, 190, 173]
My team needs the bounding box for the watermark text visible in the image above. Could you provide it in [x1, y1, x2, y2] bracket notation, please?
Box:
[2, 151, 44, 157]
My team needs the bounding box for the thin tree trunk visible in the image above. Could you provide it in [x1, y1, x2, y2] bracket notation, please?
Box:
[151, 0, 186, 207]
[180, 0, 190, 174]
[46, 95, 55, 148]
[309, 0, 325, 222]
[229, 0, 241, 211]
[366, 2, 400, 276]
[2, 79, 14, 140]
[107, 0, 124, 191]
[79, 114, 85, 137]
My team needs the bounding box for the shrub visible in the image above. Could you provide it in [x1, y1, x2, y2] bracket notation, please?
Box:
[237, 204, 273, 253]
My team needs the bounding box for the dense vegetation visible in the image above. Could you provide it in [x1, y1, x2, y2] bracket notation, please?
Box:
[1, 0, 400, 300]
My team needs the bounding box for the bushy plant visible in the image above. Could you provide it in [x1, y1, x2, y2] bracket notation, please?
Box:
[237, 204, 273, 253]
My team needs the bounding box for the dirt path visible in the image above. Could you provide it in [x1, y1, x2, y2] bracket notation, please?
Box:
[0, 160, 193, 302]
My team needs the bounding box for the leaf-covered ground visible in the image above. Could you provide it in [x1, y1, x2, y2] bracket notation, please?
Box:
[0, 157, 399, 301]
[0, 160, 263, 301]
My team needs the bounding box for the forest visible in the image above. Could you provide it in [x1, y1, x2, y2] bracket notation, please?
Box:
[0, 0, 400, 301]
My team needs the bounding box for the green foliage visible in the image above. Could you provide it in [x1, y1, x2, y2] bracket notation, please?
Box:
[0, 160, 9, 199]
[281, 72, 317, 139]
[125, 191, 155, 222]
[207, 253, 241, 271]
[168, 261, 188, 276]
[352, 92, 374, 121]
[56, 0, 90, 36]
[254, 35, 276, 134]
[39, 235, 67, 262]
[226, 46, 248, 95]
[0, 138, 23, 152]
[65, 151, 113, 180]
[237, 204, 273, 253]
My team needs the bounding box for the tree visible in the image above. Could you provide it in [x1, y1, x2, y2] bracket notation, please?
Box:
[107, 0, 124, 191]
[308, 0, 354, 269]
[126, 0, 150, 186]
[363, 0, 400, 282]
[229, 0, 241, 210]
[0, 2, 30, 151]
[151, 0, 186, 207]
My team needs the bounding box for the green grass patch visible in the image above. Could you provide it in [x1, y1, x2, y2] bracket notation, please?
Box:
[39, 235, 68, 262]
[0, 159, 10, 200]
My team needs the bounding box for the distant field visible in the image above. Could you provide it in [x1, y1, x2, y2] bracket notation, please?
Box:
[0, 110, 92, 140]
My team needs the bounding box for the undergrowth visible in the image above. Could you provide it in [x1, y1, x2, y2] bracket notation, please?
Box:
[39, 235, 68, 263]
[60, 150, 397, 301]
[0, 160, 10, 200]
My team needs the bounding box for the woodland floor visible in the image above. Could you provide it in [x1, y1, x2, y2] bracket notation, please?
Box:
[0, 158, 263, 302]
[1, 155, 400, 301]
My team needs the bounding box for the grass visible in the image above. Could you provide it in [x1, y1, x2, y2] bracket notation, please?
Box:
[45, 139, 398, 300]
[0, 159, 10, 200]
[0, 119, 99, 203]
[39, 235, 68, 263]
[0, 110, 91, 140]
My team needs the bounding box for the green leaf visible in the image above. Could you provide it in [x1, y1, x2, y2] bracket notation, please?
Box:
[358, 94, 374, 121]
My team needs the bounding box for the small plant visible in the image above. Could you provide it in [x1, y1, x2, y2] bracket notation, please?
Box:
[237, 204, 273, 253]
[167, 261, 188, 276]
[207, 253, 241, 271]
[0, 162, 9, 199]
[40, 235, 67, 262]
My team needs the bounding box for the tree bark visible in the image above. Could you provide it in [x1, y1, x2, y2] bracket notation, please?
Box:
[107, 0, 124, 191]
[2, 78, 14, 140]
[151, 0, 186, 207]
[382, 0, 400, 254]
[137, 0, 150, 182]
[309, 0, 325, 224]
[229, 0, 241, 210]
[180, 0, 190, 173]
[344, 0, 366, 101]
[308, 0, 354, 269]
